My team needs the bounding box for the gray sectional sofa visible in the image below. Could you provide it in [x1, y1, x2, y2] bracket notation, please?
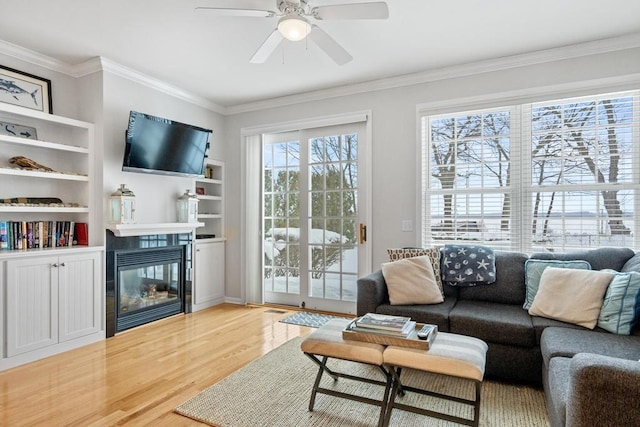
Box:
[356, 247, 640, 427]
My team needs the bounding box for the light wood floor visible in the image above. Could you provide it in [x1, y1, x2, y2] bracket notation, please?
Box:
[0, 304, 319, 426]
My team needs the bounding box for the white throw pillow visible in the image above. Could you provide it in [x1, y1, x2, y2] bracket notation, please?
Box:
[381, 255, 444, 305]
[528, 267, 614, 329]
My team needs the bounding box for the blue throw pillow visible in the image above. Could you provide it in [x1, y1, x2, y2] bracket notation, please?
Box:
[524, 259, 591, 309]
[442, 244, 496, 287]
[621, 253, 640, 273]
[597, 270, 640, 335]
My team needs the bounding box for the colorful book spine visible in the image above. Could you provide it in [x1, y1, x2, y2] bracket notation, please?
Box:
[0, 221, 8, 249]
[74, 222, 88, 246]
[20, 221, 27, 249]
[68, 221, 75, 246]
[26, 222, 34, 249]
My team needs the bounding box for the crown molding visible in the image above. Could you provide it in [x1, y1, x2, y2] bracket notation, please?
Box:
[93, 58, 226, 115]
[0, 39, 76, 75]
[225, 32, 640, 115]
[0, 41, 226, 115]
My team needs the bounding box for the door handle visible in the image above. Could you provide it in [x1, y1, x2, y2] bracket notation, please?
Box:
[359, 223, 367, 244]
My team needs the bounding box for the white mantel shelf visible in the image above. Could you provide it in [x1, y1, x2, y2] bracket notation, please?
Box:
[107, 222, 205, 237]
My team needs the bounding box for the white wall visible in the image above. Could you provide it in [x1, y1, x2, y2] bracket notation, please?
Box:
[223, 46, 640, 302]
[101, 72, 225, 225]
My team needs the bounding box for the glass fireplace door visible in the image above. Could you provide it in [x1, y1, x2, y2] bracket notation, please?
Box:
[115, 246, 184, 332]
[118, 261, 180, 314]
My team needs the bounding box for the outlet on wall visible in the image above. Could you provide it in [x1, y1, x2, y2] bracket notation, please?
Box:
[401, 220, 413, 232]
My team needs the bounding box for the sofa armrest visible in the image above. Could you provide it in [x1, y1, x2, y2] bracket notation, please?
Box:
[356, 270, 388, 316]
[567, 353, 640, 427]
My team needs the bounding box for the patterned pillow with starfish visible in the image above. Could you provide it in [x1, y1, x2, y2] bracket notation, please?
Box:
[442, 244, 496, 287]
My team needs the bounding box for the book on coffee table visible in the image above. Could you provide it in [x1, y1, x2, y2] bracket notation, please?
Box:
[343, 319, 438, 350]
[354, 313, 411, 332]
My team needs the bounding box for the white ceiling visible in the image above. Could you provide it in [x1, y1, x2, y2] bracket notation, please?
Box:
[1, 0, 639, 109]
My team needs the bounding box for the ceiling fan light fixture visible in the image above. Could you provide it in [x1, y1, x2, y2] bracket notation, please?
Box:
[277, 15, 311, 41]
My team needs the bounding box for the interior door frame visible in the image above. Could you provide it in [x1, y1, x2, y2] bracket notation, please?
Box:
[241, 111, 372, 314]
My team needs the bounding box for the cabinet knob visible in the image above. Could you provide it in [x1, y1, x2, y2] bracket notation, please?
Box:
[60, 262, 66, 267]
[196, 249, 200, 252]
[52, 263, 59, 267]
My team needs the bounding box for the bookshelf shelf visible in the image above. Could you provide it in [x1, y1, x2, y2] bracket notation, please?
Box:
[0, 168, 89, 181]
[0, 206, 89, 213]
[0, 134, 89, 153]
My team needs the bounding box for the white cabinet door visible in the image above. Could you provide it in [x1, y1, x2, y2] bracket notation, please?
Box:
[6, 256, 59, 357]
[194, 241, 225, 305]
[58, 251, 101, 342]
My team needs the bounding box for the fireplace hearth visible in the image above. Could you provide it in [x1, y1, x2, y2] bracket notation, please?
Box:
[106, 231, 193, 337]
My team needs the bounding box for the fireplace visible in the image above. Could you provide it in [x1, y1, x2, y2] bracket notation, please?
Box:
[106, 231, 193, 337]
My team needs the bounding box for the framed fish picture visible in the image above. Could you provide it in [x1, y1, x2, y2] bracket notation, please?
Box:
[0, 65, 52, 114]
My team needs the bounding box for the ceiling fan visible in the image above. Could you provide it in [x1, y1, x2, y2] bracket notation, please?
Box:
[196, 0, 389, 65]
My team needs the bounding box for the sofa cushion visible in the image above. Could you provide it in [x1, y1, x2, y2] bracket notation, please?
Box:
[449, 300, 536, 347]
[597, 270, 640, 335]
[540, 327, 640, 367]
[530, 247, 635, 272]
[387, 248, 443, 293]
[528, 267, 613, 329]
[375, 298, 457, 332]
[457, 250, 528, 305]
[523, 259, 591, 309]
[621, 251, 640, 272]
[381, 256, 444, 305]
[531, 316, 586, 344]
[442, 244, 496, 286]
[546, 356, 571, 427]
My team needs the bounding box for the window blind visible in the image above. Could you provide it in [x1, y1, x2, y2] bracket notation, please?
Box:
[421, 90, 640, 252]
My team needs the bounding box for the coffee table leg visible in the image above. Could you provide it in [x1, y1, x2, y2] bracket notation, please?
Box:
[382, 367, 403, 427]
[306, 355, 338, 411]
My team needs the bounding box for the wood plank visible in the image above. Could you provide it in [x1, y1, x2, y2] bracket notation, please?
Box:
[0, 304, 322, 425]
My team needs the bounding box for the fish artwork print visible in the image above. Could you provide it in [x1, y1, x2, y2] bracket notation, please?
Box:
[0, 78, 40, 106]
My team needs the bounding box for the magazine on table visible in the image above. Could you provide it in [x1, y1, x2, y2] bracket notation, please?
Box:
[355, 313, 416, 335]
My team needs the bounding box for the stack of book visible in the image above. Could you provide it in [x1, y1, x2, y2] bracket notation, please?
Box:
[351, 313, 416, 337]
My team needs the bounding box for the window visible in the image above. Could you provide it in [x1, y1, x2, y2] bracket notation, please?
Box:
[421, 90, 640, 251]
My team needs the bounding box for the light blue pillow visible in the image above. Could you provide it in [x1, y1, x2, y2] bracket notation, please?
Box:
[597, 269, 640, 335]
[524, 259, 591, 309]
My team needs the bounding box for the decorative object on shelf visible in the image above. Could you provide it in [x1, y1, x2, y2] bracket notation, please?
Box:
[9, 155, 55, 172]
[177, 189, 199, 223]
[0, 121, 37, 139]
[2, 197, 63, 204]
[109, 184, 136, 224]
[0, 65, 52, 113]
[195, 187, 205, 195]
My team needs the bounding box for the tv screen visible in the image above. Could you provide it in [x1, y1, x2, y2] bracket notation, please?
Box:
[122, 111, 211, 177]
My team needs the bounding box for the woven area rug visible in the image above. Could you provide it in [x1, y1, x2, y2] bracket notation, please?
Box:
[175, 338, 549, 427]
[279, 311, 345, 328]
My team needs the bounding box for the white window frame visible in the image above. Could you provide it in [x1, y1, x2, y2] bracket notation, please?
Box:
[419, 90, 640, 252]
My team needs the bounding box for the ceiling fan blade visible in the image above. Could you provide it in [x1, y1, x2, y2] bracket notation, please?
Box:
[195, 0, 276, 17]
[312, 2, 389, 20]
[250, 29, 284, 63]
[309, 25, 352, 65]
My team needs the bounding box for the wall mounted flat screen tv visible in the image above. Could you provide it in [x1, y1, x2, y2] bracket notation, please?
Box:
[122, 111, 211, 178]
